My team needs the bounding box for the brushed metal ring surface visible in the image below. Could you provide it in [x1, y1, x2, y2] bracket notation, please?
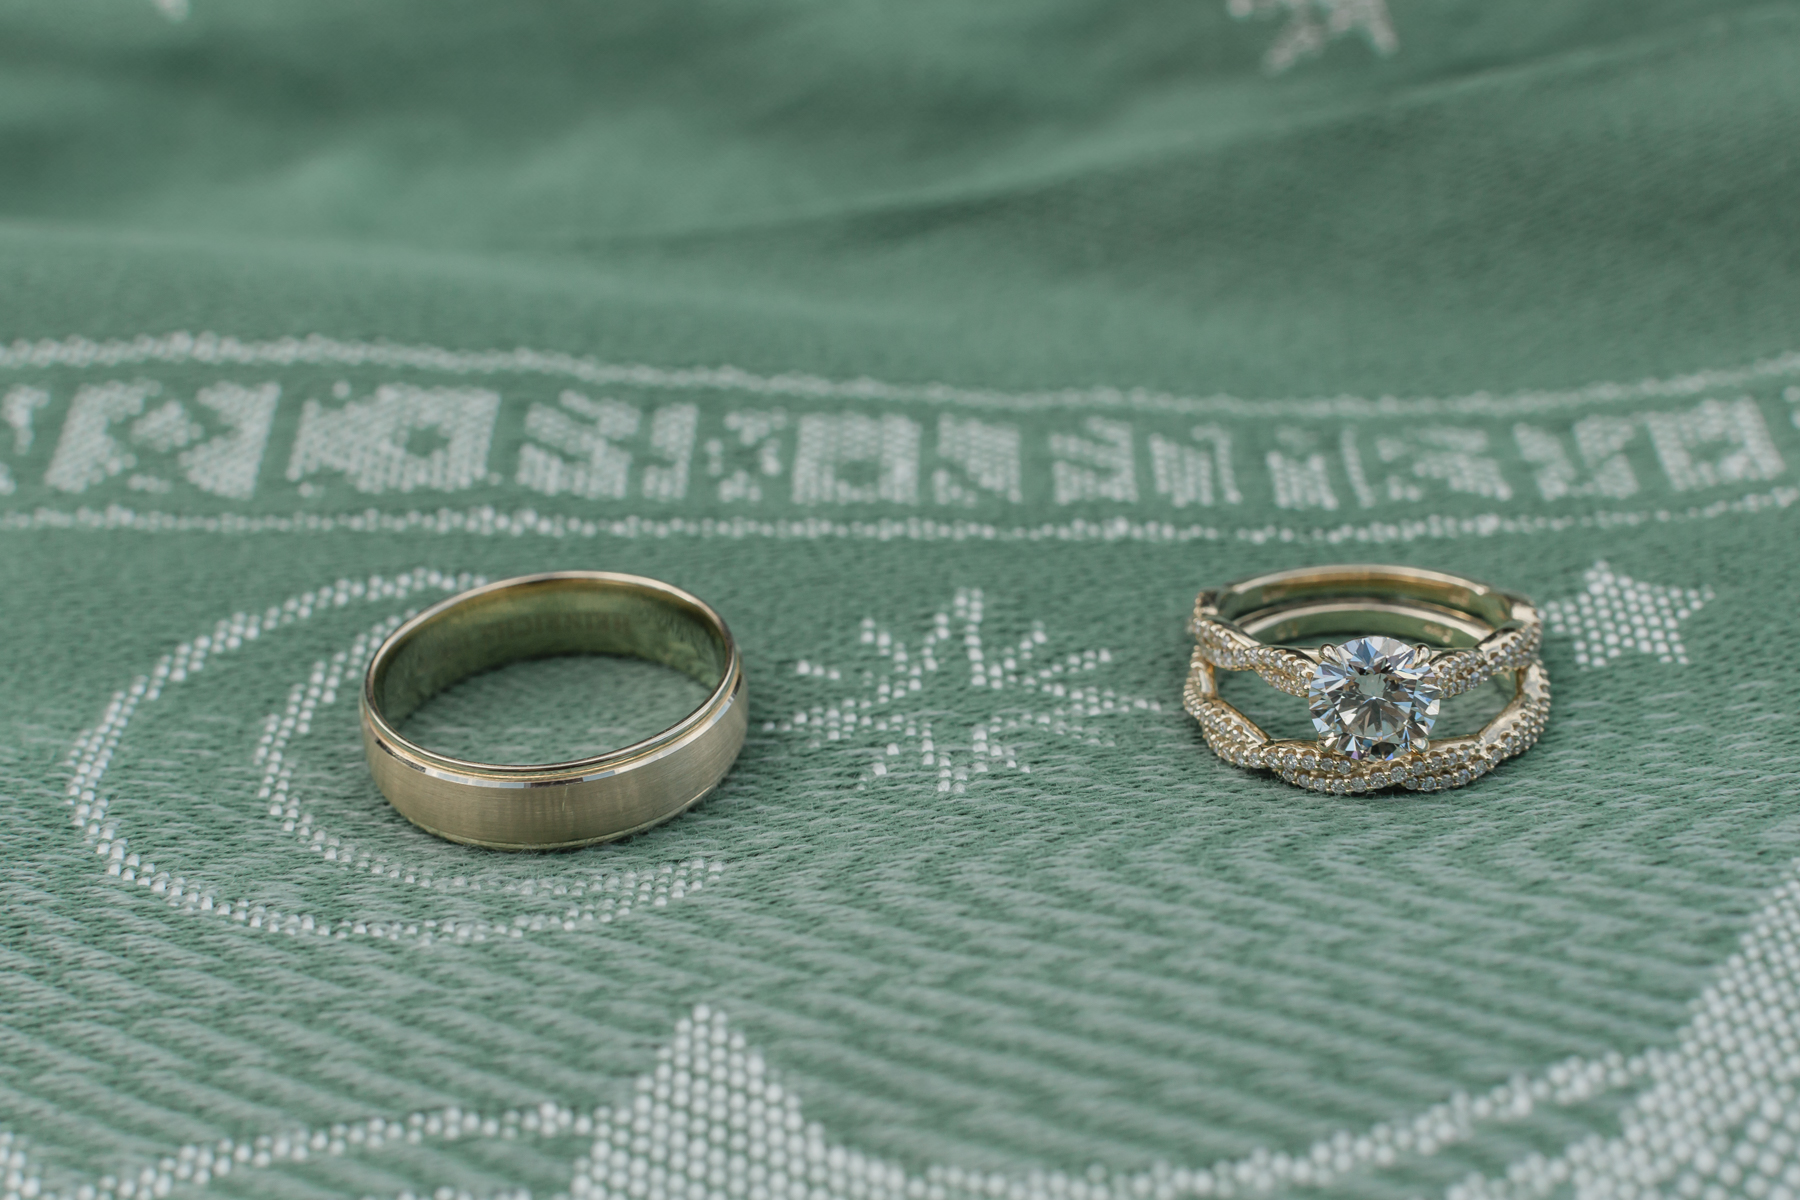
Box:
[360, 571, 747, 850]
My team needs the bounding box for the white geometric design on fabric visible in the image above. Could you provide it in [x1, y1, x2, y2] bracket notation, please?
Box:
[1225, 0, 1397, 74]
[1050, 417, 1138, 505]
[63, 568, 721, 946]
[936, 414, 1025, 506]
[10, 840, 1800, 1200]
[518, 393, 699, 503]
[12, 372, 1794, 524]
[1149, 425, 1240, 509]
[0, 383, 47, 496]
[8, 332, 1800, 422]
[781, 587, 1165, 792]
[9, 481, 1798, 549]
[0, 1007, 1644, 1200]
[41, 379, 281, 499]
[1541, 561, 1714, 669]
[1646, 397, 1787, 493]
[286, 384, 501, 495]
[792, 412, 924, 507]
[1445, 884, 1800, 1199]
[2, 384, 49, 453]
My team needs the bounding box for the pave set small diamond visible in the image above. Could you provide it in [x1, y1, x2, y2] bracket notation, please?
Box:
[1184, 568, 1551, 795]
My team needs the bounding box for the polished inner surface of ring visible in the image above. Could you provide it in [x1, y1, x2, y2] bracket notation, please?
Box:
[369, 580, 729, 760]
[400, 654, 714, 767]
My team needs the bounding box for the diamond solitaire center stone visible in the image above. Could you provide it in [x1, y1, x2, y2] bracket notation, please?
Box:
[1307, 635, 1441, 761]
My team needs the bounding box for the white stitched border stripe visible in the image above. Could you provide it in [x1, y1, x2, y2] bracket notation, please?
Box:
[4, 331, 1800, 419]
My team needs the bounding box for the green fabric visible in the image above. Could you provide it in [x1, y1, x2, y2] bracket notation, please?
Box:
[2, 3, 1799, 1199]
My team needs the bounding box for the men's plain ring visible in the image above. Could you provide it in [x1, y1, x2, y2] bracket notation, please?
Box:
[360, 571, 747, 850]
[1185, 564, 1551, 794]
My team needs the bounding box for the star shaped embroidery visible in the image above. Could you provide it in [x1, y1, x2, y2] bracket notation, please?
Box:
[771, 587, 1165, 792]
[1541, 561, 1713, 669]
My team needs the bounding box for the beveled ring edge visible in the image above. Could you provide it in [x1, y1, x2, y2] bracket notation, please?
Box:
[358, 570, 747, 849]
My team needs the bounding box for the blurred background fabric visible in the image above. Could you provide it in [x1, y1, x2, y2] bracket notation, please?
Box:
[2, 3, 1799, 1199]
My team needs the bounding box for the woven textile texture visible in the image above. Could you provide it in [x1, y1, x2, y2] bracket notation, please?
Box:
[3, 3, 1800, 1199]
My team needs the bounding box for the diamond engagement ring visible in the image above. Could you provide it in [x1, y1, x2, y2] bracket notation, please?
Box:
[1185, 565, 1550, 794]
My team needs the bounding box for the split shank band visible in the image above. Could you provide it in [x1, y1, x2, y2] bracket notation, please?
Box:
[1186, 564, 1551, 794]
[361, 572, 747, 850]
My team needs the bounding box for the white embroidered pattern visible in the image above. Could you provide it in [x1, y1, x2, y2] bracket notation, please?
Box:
[781, 587, 1164, 794]
[0, 1003, 1642, 1200]
[1050, 417, 1137, 505]
[1541, 561, 1714, 669]
[6, 332, 1800, 421]
[41, 379, 281, 499]
[1266, 445, 1339, 511]
[1515, 417, 1640, 502]
[2, 384, 48, 452]
[792, 412, 922, 506]
[709, 409, 788, 503]
[6, 483, 1796, 546]
[287, 383, 500, 494]
[12, 844, 1800, 1200]
[1149, 425, 1240, 508]
[934, 414, 1023, 506]
[63, 568, 721, 946]
[1226, 0, 1397, 74]
[518, 393, 699, 502]
[0, 384, 47, 495]
[1370, 426, 1513, 504]
[1448, 863, 1800, 1199]
[2, 336, 1797, 517]
[1645, 396, 1787, 493]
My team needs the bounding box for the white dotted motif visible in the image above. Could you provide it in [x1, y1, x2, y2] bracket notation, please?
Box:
[5, 484, 1798, 548]
[1371, 426, 1514, 504]
[1050, 418, 1137, 505]
[40, 379, 281, 499]
[1646, 397, 1786, 494]
[1449, 876, 1800, 1199]
[1541, 560, 1714, 669]
[1226, 0, 1397, 74]
[1515, 417, 1640, 502]
[287, 384, 500, 494]
[63, 567, 722, 946]
[934, 414, 1023, 506]
[0, 384, 49, 494]
[517, 393, 698, 503]
[709, 410, 789, 504]
[3, 384, 49, 453]
[14, 862, 1800, 1200]
[1265, 446, 1339, 511]
[5, 332, 1800, 522]
[4, 331, 1800, 421]
[792, 412, 922, 506]
[778, 588, 1164, 794]
[1149, 425, 1241, 509]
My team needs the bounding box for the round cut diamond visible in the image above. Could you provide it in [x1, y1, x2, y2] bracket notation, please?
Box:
[1307, 636, 1441, 761]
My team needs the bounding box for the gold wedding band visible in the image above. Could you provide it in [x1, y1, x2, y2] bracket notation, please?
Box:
[361, 572, 747, 849]
[1186, 564, 1550, 794]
